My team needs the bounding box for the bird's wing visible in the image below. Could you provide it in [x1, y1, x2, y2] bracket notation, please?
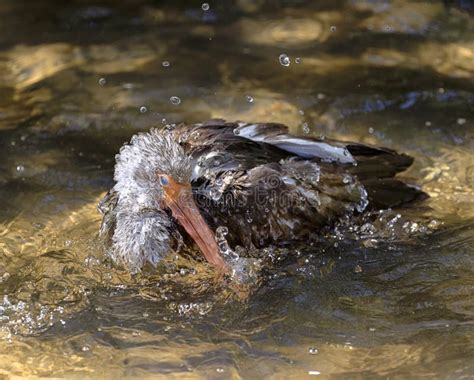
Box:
[233, 122, 355, 163]
[176, 120, 413, 175]
[175, 119, 355, 163]
[230, 121, 425, 207]
[175, 120, 425, 210]
[193, 158, 369, 249]
[173, 120, 290, 181]
[232, 121, 416, 178]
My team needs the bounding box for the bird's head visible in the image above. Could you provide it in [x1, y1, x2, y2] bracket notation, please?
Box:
[105, 129, 225, 272]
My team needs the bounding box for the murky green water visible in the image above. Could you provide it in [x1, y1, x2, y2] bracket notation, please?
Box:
[0, 0, 473, 378]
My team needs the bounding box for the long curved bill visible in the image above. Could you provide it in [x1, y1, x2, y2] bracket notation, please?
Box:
[162, 179, 226, 270]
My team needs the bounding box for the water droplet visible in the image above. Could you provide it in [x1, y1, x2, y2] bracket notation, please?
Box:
[170, 96, 181, 105]
[246, 212, 253, 223]
[279, 53, 290, 67]
[139, 106, 147, 113]
[330, 25, 336, 32]
[457, 117, 466, 125]
[308, 347, 319, 355]
[82, 345, 90, 352]
[16, 165, 25, 173]
[246, 95, 254, 103]
[295, 57, 302, 64]
[368, 127, 374, 134]
[302, 122, 310, 134]
[201, 3, 210, 11]
[216, 226, 229, 236]
[162, 60, 170, 67]
[98, 77, 106, 86]
[197, 157, 205, 167]
[208, 188, 222, 201]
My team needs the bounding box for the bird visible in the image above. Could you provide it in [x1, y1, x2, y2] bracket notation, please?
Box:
[98, 119, 425, 273]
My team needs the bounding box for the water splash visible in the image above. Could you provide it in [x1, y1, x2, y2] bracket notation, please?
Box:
[215, 226, 262, 284]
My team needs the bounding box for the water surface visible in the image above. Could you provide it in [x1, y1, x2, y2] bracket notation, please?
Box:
[0, 0, 473, 378]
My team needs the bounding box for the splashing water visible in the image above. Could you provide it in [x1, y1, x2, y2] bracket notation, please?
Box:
[0, 0, 473, 378]
[215, 226, 262, 284]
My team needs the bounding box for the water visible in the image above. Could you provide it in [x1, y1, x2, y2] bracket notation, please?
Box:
[0, 0, 473, 378]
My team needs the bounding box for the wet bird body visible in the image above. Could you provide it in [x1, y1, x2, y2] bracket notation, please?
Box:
[99, 120, 424, 272]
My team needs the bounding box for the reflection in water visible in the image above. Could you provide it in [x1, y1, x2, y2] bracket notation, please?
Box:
[0, 0, 473, 378]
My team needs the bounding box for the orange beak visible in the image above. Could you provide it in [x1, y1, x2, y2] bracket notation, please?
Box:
[161, 176, 226, 270]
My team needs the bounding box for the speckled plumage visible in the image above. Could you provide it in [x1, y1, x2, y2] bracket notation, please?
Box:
[99, 120, 425, 271]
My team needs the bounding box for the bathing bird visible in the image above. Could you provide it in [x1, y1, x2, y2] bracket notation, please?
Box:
[98, 119, 425, 272]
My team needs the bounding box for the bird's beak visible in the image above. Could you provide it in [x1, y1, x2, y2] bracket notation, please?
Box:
[162, 177, 226, 270]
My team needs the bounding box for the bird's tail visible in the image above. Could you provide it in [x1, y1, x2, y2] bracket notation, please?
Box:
[360, 178, 428, 209]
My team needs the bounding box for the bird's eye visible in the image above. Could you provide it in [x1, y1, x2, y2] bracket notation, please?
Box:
[159, 175, 170, 186]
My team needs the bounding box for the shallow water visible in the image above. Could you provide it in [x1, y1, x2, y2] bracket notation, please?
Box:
[0, 0, 473, 378]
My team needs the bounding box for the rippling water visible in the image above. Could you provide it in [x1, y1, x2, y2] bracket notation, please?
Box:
[0, 0, 473, 378]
